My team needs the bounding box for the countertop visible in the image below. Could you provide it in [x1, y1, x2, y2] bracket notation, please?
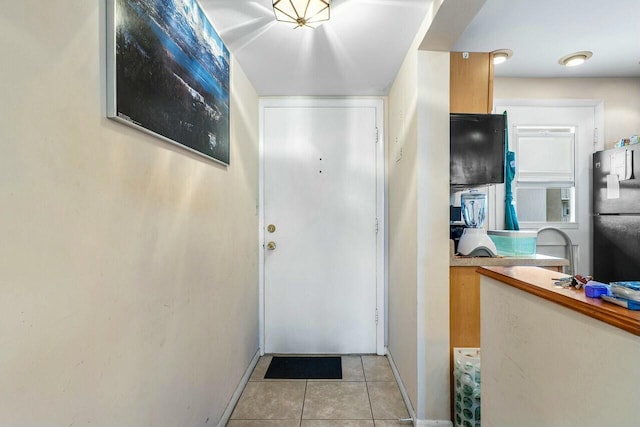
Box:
[449, 240, 569, 267]
[478, 265, 640, 336]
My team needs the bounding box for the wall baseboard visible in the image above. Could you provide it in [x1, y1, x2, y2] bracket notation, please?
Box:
[216, 349, 261, 427]
[415, 420, 454, 427]
[387, 348, 453, 427]
[386, 347, 417, 426]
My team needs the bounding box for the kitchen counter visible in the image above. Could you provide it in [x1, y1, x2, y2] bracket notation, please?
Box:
[449, 240, 569, 268]
[478, 265, 640, 427]
[478, 265, 640, 335]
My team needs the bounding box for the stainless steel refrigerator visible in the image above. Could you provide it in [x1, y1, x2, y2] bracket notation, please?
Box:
[593, 145, 640, 282]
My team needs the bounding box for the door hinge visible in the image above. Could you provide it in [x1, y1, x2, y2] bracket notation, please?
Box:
[375, 309, 379, 324]
[375, 218, 379, 234]
[594, 128, 598, 146]
[375, 127, 379, 143]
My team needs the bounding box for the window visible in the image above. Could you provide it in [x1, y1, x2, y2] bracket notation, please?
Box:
[514, 126, 576, 224]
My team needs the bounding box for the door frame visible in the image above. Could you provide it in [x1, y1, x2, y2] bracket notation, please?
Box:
[258, 97, 386, 356]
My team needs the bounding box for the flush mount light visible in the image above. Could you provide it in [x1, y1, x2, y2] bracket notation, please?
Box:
[272, 0, 330, 29]
[559, 51, 593, 67]
[492, 49, 513, 65]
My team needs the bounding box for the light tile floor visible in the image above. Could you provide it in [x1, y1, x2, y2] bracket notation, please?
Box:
[228, 355, 411, 427]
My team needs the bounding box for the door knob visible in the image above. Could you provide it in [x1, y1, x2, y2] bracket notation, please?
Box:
[266, 241, 277, 250]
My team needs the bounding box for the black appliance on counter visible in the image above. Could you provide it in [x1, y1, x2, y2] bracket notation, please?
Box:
[450, 205, 465, 252]
[593, 145, 640, 282]
[450, 113, 506, 189]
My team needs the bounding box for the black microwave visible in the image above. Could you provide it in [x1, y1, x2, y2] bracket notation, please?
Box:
[450, 113, 506, 188]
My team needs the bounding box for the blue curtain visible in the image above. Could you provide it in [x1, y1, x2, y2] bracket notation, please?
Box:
[504, 111, 519, 230]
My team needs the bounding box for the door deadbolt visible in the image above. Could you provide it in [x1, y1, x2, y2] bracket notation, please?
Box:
[267, 224, 276, 233]
[266, 241, 277, 250]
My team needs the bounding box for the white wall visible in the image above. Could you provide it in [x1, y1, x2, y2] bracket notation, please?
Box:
[387, 5, 452, 423]
[0, 2, 259, 426]
[387, 35, 419, 411]
[481, 274, 640, 427]
[494, 77, 640, 149]
[416, 50, 451, 422]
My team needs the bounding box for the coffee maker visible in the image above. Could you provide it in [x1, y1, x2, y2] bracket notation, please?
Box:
[456, 191, 497, 257]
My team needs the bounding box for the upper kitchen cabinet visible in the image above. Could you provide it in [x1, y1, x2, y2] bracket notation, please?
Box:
[450, 52, 494, 114]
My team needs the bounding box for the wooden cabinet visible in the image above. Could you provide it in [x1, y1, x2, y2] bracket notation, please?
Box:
[450, 52, 493, 114]
[450, 267, 481, 352]
[449, 266, 480, 420]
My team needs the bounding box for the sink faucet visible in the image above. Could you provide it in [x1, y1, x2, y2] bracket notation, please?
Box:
[537, 226, 575, 276]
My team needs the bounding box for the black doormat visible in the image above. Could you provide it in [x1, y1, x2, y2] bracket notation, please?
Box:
[264, 356, 342, 379]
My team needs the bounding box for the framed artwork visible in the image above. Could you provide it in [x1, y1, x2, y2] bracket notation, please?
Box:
[107, 0, 230, 165]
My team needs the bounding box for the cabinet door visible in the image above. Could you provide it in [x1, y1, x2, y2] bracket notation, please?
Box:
[450, 52, 493, 114]
[450, 267, 481, 349]
[450, 266, 481, 420]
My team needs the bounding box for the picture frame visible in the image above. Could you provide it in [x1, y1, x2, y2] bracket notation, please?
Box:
[106, 0, 230, 165]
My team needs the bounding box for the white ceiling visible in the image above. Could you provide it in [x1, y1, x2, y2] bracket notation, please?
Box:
[453, 0, 640, 78]
[200, 0, 430, 96]
[201, 0, 640, 97]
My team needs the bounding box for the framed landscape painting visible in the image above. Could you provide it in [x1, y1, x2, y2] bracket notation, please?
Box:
[107, 0, 230, 165]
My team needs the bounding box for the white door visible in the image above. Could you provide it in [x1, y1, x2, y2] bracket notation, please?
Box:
[262, 100, 382, 354]
[494, 102, 600, 274]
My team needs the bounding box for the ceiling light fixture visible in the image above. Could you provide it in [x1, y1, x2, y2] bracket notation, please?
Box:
[559, 51, 593, 67]
[492, 49, 513, 65]
[272, 0, 330, 29]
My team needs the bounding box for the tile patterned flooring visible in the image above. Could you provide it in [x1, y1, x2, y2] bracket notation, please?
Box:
[228, 355, 411, 427]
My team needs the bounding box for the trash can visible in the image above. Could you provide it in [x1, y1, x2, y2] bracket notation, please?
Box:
[453, 347, 480, 427]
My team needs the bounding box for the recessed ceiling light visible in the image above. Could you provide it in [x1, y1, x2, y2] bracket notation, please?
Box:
[559, 51, 593, 67]
[492, 49, 513, 65]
